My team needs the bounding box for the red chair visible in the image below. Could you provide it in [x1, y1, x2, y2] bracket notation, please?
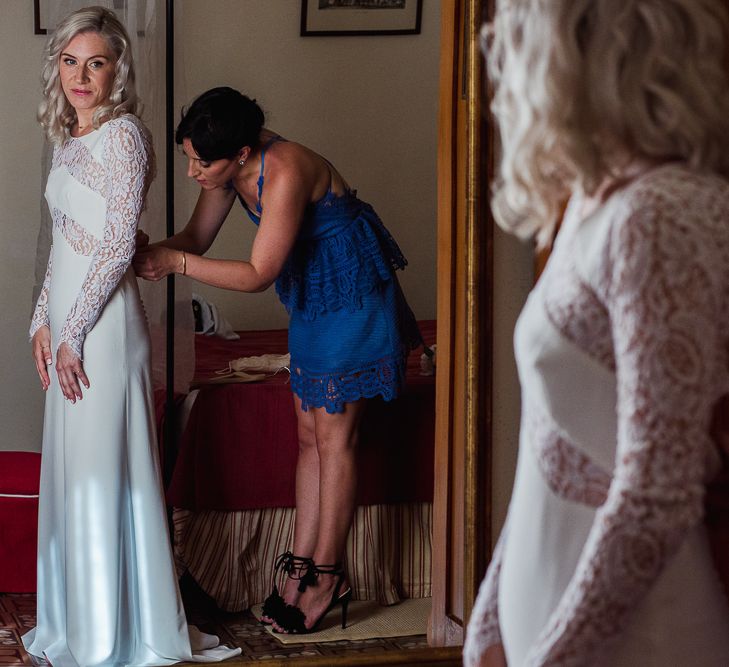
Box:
[0, 451, 40, 593]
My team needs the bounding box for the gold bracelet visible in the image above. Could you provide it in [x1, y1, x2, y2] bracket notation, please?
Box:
[181, 251, 187, 276]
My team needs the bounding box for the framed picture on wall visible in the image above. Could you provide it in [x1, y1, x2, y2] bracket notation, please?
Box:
[33, 0, 48, 34]
[300, 0, 423, 37]
[34, 0, 130, 35]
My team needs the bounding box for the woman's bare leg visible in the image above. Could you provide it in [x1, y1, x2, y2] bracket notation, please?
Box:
[269, 396, 320, 616]
[274, 398, 366, 631]
[311, 399, 365, 564]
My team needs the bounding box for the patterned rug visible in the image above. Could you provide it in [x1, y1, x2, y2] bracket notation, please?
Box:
[0, 594, 39, 665]
[0, 578, 430, 664]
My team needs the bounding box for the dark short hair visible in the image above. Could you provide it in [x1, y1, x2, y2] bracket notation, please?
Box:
[175, 87, 265, 161]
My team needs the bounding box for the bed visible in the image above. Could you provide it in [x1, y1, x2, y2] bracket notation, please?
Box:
[161, 321, 436, 611]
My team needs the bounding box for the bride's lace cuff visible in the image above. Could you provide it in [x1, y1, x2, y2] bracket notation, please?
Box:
[30, 250, 53, 340]
[525, 187, 722, 666]
[463, 524, 507, 666]
[58, 118, 149, 359]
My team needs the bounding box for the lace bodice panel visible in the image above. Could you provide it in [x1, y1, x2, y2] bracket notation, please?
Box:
[466, 165, 729, 666]
[29, 116, 151, 358]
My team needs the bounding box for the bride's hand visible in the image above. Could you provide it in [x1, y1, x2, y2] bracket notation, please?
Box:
[133, 246, 185, 281]
[480, 644, 507, 667]
[31, 326, 53, 391]
[463, 642, 508, 667]
[55, 342, 89, 403]
[711, 394, 729, 461]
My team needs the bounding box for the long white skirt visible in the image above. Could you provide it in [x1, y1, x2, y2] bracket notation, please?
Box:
[23, 251, 240, 666]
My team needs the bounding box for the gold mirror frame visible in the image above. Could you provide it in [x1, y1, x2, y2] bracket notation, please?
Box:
[210, 0, 489, 663]
[429, 0, 492, 651]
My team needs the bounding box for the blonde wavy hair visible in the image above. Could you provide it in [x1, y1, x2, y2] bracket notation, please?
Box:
[485, 0, 729, 246]
[38, 6, 139, 145]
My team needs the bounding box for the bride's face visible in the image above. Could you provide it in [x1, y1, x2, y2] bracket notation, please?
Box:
[59, 31, 116, 122]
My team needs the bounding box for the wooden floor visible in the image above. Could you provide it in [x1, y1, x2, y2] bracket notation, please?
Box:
[0, 577, 429, 665]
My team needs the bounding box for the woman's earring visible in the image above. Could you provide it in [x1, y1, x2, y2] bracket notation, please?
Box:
[238, 158, 247, 166]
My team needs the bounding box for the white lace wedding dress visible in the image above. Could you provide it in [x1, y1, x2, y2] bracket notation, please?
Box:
[25, 115, 240, 666]
[464, 164, 729, 666]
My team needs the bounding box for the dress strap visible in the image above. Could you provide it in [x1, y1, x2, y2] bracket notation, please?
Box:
[255, 135, 285, 214]
[321, 155, 352, 197]
[236, 192, 260, 225]
[322, 156, 341, 196]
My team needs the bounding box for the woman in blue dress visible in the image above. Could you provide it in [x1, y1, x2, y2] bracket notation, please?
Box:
[134, 87, 421, 634]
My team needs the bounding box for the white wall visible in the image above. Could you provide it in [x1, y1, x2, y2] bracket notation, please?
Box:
[174, 0, 441, 330]
[0, 1, 48, 452]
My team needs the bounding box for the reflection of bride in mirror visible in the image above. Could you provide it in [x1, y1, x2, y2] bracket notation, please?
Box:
[465, 0, 729, 665]
[25, 7, 240, 665]
[134, 86, 422, 633]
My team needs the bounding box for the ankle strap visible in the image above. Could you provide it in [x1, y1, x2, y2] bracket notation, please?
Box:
[275, 551, 313, 579]
[297, 561, 344, 593]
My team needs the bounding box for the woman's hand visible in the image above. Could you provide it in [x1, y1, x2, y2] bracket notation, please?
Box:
[133, 245, 184, 281]
[55, 342, 89, 403]
[31, 326, 53, 391]
[135, 228, 150, 249]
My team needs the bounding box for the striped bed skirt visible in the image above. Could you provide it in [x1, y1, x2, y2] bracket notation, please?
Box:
[173, 502, 432, 612]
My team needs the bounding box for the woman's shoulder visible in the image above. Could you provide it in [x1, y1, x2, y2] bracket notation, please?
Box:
[107, 112, 148, 131]
[263, 135, 308, 164]
[600, 164, 729, 275]
[259, 137, 319, 186]
[264, 134, 325, 167]
[262, 136, 336, 197]
[102, 114, 152, 146]
[619, 163, 729, 218]
[99, 114, 153, 167]
[573, 164, 729, 270]
[595, 163, 729, 249]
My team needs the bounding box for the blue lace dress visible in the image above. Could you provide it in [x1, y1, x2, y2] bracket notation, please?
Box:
[237, 137, 422, 413]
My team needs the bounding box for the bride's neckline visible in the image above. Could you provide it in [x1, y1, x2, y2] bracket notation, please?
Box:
[70, 124, 102, 139]
[70, 114, 117, 139]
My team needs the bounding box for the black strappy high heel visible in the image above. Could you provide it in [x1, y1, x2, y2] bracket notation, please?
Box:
[260, 551, 312, 625]
[273, 562, 352, 634]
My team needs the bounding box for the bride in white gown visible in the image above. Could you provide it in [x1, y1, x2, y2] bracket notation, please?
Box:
[465, 1, 729, 666]
[26, 7, 240, 666]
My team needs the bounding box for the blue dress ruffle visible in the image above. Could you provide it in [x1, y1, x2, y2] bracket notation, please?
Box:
[275, 195, 408, 321]
[290, 347, 407, 415]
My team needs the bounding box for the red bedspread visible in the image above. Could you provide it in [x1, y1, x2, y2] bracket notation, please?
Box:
[166, 321, 436, 511]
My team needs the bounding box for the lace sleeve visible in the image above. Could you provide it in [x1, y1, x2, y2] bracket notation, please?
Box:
[29, 250, 53, 340]
[463, 523, 507, 666]
[58, 118, 149, 358]
[525, 192, 724, 665]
